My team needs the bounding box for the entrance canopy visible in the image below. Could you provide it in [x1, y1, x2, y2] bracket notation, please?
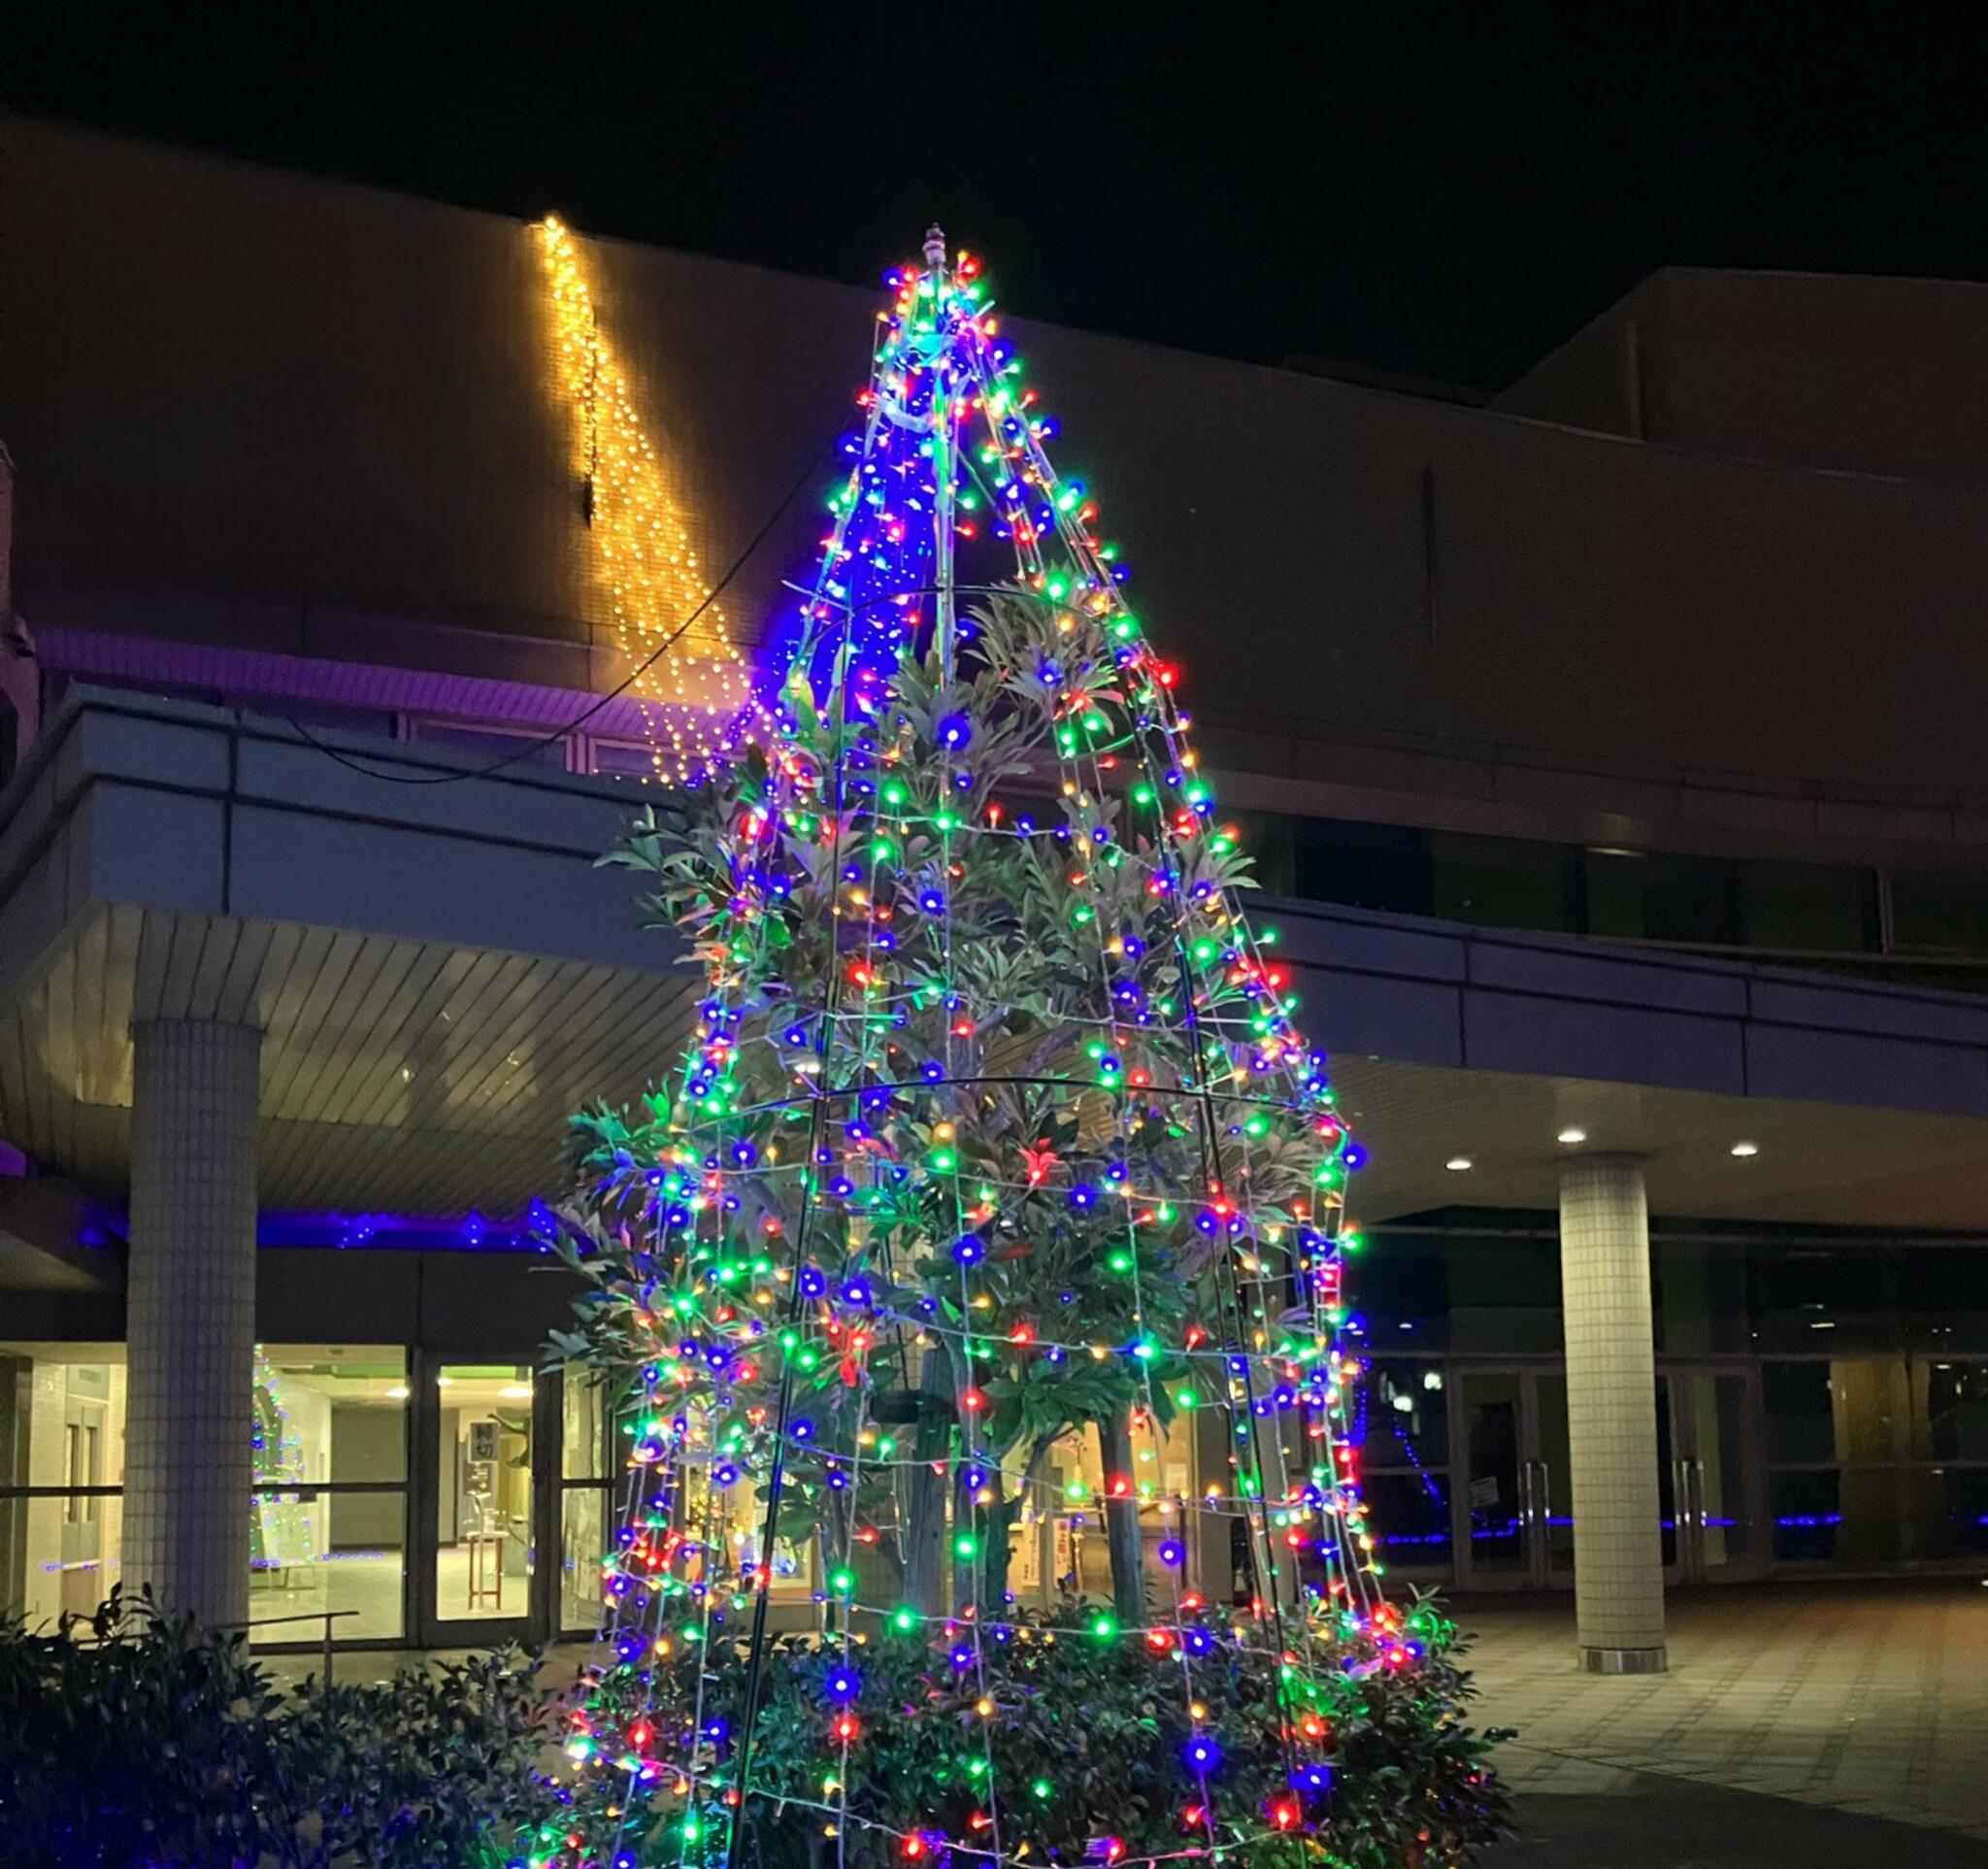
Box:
[0, 688, 695, 1223]
[3, 689, 1986, 1246]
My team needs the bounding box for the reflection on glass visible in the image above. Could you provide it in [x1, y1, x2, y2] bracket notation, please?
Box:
[1751, 1252, 1889, 1352]
[1358, 1361, 1448, 1467]
[1651, 1242, 1750, 1356]
[1459, 1373, 1526, 1573]
[435, 1365, 534, 1621]
[1688, 1373, 1756, 1573]
[1521, 1373, 1574, 1575]
[1585, 849, 1736, 945]
[0, 1349, 126, 1622]
[1899, 1254, 1988, 1352]
[249, 1348, 408, 1643]
[1363, 1472, 1452, 1571]
[248, 1493, 407, 1642]
[1770, 1467, 1907, 1565]
[563, 1374, 609, 1482]
[1735, 860, 1876, 954]
[1430, 832, 1571, 933]
[1913, 1361, 1988, 1461]
[561, 1486, 607, 1632]
[1889, 869, 1988, 954]
[1908, 1468, 1988, 1559]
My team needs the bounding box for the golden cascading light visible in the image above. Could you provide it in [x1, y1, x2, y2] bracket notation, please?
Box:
[536, 216, 770, 783]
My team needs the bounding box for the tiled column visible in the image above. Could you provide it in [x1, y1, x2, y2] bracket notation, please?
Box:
[1559, 1152, 1667, 1674]
[123, 1018, 261, 1627]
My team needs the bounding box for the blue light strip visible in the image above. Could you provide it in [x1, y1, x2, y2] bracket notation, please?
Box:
[255, 1202, 556, 1253]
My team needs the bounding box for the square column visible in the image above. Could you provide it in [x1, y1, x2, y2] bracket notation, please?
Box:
[122, 1018, 261, 1627]
[1558, 1152, 1667, 1673]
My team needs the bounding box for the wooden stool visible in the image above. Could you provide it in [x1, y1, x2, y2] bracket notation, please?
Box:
[465, 1533, 503, 1610]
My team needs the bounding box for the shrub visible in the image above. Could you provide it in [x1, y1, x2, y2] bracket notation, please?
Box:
[0, 1588, 558, 1868]
[556, 1593, 1508, 1867]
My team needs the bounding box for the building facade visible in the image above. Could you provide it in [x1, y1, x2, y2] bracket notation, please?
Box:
[5, 116, 1988, 1668]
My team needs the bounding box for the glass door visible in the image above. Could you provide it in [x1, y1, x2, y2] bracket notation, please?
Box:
[1660, 1364, 1767, 1584]
[414, 1354, 550, 1645]
[1455, 1367, 1574, 1589]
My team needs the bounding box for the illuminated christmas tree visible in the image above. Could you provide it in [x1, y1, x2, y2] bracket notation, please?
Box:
[250, 1346, 315, 1576]
[544, 232, 1501, 1869]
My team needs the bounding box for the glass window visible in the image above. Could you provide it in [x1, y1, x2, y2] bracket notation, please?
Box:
[1292, 818, 1429, 917]
[251, 1348, 408, 1644]
[1750, 1249, 1892, 1352]
[1911, 1361, 1988, 1462]
[1225, 809, 1295, 896]
[1430, 833, 1572, 933]
[1355, 1360, 1449, 1468]
[1585, 849, 1737, 946]
[1899, 1251, 1988, 1352]
[1445, 1238, 1562, 1354]
[562, 1373, 610, 1482]
[559, 1371, 613, 1635]
[433, 1364, 535, 1623]
[587, 738, 665, 779]
[407, 720, 571, 769]
[1902, 1468, 1988, 1561]
[560, 1485, 608, 1633]
[1350, 1234, 1449, 1349]
[1651, 1240, 1750, 1355]
[1362, 1472, 1452, 1571]
[1764, 1358, 1903, 1465]
[1770, 1468, 1843, 1563]
[0, 1347, 127, 1625]
[1770, 1468, 1908, 1564]
[1890, 870, 1988, 954]
[1735, 860, 1878, 954]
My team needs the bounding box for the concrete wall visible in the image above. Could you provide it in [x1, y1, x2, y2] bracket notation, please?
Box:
[1498, 266, 1988, 479]
[12, 118, 1988, 812]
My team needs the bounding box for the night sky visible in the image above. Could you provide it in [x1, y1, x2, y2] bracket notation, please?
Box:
[10, 10, 1988, 390]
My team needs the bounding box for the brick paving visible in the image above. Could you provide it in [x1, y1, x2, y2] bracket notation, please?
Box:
[1459, 1581, 1988, 1845]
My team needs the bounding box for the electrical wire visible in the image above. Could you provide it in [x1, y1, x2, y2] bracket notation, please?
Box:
[279, 442, 828, 785]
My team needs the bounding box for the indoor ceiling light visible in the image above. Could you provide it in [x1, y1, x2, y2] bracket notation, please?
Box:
[385, 1384, 410, 1401]
[500, 1384, 533, 1401]
[1556, 1127, 1587, 1145]
[1444, 1155, 1473, 1172]
[1731, 1141, 1760, 1158]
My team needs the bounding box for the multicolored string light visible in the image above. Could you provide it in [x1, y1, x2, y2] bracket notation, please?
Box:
[539, 231, 1407, 1869]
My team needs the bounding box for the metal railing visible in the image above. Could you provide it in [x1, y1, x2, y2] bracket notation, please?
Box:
[214, 1608, 359, 1689]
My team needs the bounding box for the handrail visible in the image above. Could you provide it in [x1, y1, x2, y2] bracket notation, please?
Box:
[213, 1608, 360, 1690]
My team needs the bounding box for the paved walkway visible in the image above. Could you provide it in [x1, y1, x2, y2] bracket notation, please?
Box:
[1460, 1582, 1988, 1849]
[272, 1582, 1988, 1860]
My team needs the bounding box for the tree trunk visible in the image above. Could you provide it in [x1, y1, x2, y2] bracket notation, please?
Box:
[984, 1435, 1055, 1610]
[953, 1461, 980, 1614]
[1098, 1409, 1145, 1628]
[981, 1465, 1013, 1609]
[902, 1346, 954, 1617]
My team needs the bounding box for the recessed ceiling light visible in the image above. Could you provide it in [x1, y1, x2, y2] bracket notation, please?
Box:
[1731, 1141, 1759, 1158]
[1557, 1127, 1587, 1146]
[1444, 1155, 1473, 1172]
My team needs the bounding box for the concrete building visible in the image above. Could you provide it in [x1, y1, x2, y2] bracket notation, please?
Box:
[3, 115, 1987, 1667]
